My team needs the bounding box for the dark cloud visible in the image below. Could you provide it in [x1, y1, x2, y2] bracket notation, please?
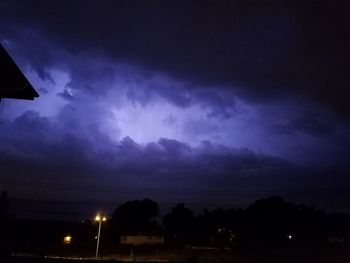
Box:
[274, 112, 336, 137]
[1, 1, 350, 216]
[0, 110, 302, 187]
[37, 87, 49, 94]
[0, 109, 349, 215]
[155, 86, 193, 109]
[1, 0, 348, 115]
[0, 29, 64, 83]
[56, 89, 74, 101]
[194, 89, 238, 119]
[126, 88, 153, 108]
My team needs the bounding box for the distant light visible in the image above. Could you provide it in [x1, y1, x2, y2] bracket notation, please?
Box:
[287, 234, 293, 240]
[95, 214, 107, 222]
[63, 235, 72, 244]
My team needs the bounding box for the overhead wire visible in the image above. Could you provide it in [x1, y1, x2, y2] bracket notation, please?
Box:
[2, 177, 349, 196]
[2, 177, 350, 218]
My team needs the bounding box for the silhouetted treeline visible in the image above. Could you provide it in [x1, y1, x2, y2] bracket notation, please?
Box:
[109, 196, 350, 248]
[1, 194, 350, 256]
[0, 190, 9, 220]
[112, 198, 160, 235]
[169, 196, 350, 247]
[111, 196, 350, 247]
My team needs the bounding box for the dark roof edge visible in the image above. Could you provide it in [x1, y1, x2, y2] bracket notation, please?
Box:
[0, 43, 39, 100]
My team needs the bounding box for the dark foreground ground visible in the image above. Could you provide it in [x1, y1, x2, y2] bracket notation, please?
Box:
[1, 245, 350, 263]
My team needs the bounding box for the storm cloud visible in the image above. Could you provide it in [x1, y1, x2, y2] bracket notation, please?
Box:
[1, 0, 349, 114]
[0, 0, 349, 217]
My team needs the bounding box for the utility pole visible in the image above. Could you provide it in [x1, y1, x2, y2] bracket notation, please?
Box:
[95, 214, 106, 259]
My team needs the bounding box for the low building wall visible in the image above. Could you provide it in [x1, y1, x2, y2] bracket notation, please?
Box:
[120, 235, 164, 245]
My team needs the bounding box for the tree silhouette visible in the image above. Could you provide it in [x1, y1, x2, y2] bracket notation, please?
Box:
[163, 203, 195, 243]
[112, 198, 159, 235]
[196, 207, 243, 246]
[0, 190, 9, 221]
[0, 190, 10, 255]
[244, 196, 297, 241]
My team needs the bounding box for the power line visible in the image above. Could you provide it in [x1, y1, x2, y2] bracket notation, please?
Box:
[10, 202, 350, 219]
[11, 208, 98, 217]
[10, 198, 242, 209]
[2, 178, 349, 196]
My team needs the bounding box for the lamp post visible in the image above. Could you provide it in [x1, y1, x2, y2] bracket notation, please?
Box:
[95, 214, 106, 259]
[63, 234, 72, 245]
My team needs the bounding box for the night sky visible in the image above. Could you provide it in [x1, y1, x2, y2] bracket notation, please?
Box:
[0, 0, 349, 219]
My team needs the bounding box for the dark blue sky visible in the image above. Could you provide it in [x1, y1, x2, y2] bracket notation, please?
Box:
[0, 0, 349, 219]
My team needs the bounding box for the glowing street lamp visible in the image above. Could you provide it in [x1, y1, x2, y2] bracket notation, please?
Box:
[95, 214, 107, 258]
[63, 234, 72, 244]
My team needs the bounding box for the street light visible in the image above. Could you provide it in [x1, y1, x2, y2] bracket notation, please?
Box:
[63, 234, 72, 245]
[95, 214, 107, 258]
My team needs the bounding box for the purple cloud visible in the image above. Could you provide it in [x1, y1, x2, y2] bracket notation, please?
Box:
[0, 1, 349, 217]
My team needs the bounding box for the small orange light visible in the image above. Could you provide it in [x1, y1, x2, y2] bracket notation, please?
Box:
[63, 235, 72, 244]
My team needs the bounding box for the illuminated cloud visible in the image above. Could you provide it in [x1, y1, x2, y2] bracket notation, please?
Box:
[0, 0, 349, 215]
